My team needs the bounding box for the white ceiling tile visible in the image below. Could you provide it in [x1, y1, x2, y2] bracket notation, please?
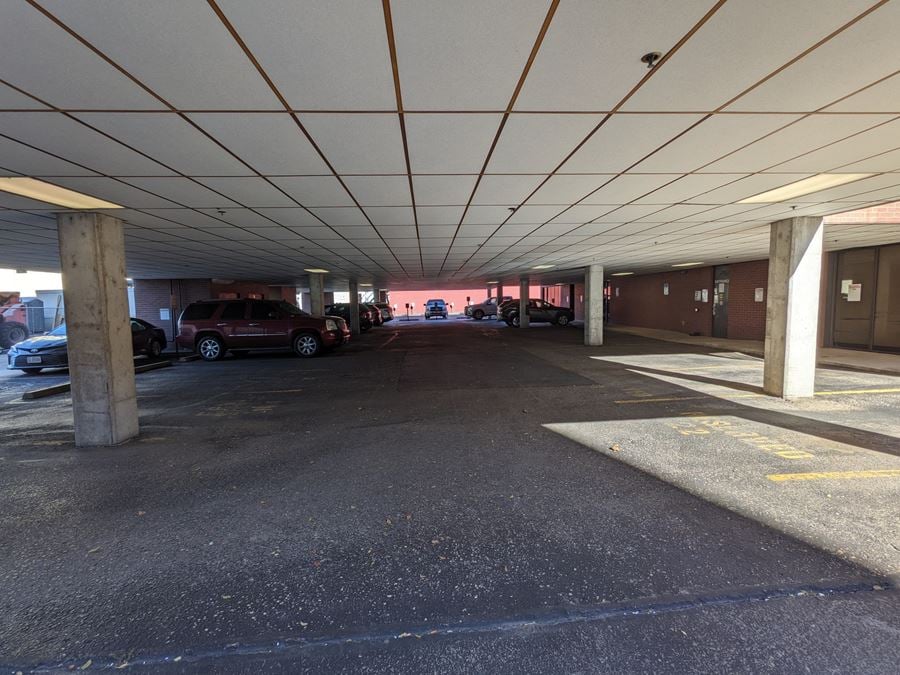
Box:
[195, 177, 297, 207]
[527, 175, 615, 205]
[833, 148, 900, 173]
[826, 73, 900, 113]
[623, 0, 872, 111]
[591, 204, 667, 223]
[632, 114, 801, 172]
[44, 176, 179, 208]
[727, 2, 900, 112]
[797, 174, 900, 203]
[0, 2, 164, 109]
[634, 174, 748, 204]
[405, 114, 501, 173]
[300, 114, 406, 174]
[516, 0, 715, 110]
[216, 0, 395, 109]
[411, 175, 478, 205]
[771, 118, 900, 172]
[364, 206, 416, 226]
[463, 205, 515, 225]
[507, 205, 568, 224]
[704, 114, 895, 172]
[0, 112, 175, 176]
[579, 174, 676, 204]
[685, 174, 812, 205]
[39, 0, 281, 109]
[0, 83, 47, 109]
[268, 177, 354, 207]
[76, 113, 253, 175]
[343, 176, 411, 206]
[377, 225, 418, 239]
[311, 207, 370, 227]
[549, 204, 619, 224]
[488, 114, 604, 173]
[122, 177, 238, 208]
[417, 206, 465, 225]
[188, 114, 330, 175]
[560, 114, 706, 173]
[392, 0, 549, 109]
[420, 225, 458, 238]
[473, 175, 546, 205]
[0, 136, 98, 176]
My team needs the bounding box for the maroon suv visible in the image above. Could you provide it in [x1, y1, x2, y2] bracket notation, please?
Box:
[176, 299, 349, 360]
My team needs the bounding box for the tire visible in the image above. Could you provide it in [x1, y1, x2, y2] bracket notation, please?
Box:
[22, 368, 42, 375]
[473, 310, 484, 320]
[511, 315, 520, 328]
[556, 314, 570, 326]
[293, 332, 321, 358]
[197, 335, 225, 361]
[0, 321, 29, 349]
[148, 339, 163, 358]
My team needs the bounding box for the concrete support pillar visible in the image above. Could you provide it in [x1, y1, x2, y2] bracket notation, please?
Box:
[518, 277, 529, 328]
[308, 273, 325, 316]
[378, 289, 388, 303]
[348, 280, 361, 335]
[57, 212, 138, 447]
[584, 264, 604, 346]
[764, 217, 824, 399]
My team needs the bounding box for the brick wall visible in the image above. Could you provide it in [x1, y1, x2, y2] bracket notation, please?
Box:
[133, 278, 212, 342]
[726, 260, 769, 340]
[608, 267, 714, 335]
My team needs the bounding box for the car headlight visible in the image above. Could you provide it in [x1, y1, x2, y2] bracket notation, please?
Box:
[325, 319, 338, 331]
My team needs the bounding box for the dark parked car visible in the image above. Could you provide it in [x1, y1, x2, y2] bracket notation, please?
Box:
[424, 299, 448, 319]
[7, 318, 166, 374]
[325, 303, 374, 332]
[374, 302, 394, 323]
[501, 299, 574, 327]
[177, 299, 349, 360]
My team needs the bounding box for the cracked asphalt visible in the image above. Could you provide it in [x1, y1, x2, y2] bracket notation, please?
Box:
[1, 320, 898, 673]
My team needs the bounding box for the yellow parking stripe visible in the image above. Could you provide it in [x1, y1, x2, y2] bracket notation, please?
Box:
[767, 469, 900, 482]
[814, 387, 900, 396]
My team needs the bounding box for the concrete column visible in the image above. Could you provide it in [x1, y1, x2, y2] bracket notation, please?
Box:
[584, 264, 604, 346]
[518, 276, 530, 328]
[57, 212, 138, 447]
[348, 280, 361, 335]
[764, 217, 824, 399]
[378, 289, 388, 303]
[308, 273, 325, 316]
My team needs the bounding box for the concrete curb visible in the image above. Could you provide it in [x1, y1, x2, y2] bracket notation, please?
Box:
[21, 360, 172, 400]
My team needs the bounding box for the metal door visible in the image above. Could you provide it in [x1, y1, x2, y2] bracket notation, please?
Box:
[712, 266, 729, 338]
[832, 248, 877, 349]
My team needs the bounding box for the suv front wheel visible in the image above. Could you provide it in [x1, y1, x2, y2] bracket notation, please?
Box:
[293, 332, 322, 358]
[197, 335, 225, 361]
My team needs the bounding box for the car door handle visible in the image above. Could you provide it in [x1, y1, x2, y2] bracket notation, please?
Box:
[248, 323, 261, 326]
[216, 322, 228, 326]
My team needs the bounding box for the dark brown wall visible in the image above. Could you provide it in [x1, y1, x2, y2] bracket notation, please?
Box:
[608, 267, 715, 336]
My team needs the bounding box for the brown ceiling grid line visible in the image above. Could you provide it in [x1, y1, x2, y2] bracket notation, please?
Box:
[205, 0, 410, 279]
[26, 0, 394, 279]
[382, 0, 423, 277]
[436, 0, 561, 275]
[459, 0, 898, 279]
[453, 0, 730, 278]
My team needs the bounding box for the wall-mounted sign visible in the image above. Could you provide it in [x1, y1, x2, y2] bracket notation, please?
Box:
[694, 290, 702, 301]
[663, 283, 669, 296]
[847, 283, 862, 302]
[615, 287, 620, 297]
[701, 289, 709, 303]
[159, 308, 170, 321]
[841, 279, 853, 295]
[754, 287, 764, 303]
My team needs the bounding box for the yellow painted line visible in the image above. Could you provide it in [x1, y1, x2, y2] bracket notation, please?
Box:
[813, 387, 900, 397]
[614, 396, 710, 404]
[767, 469, 900, 482]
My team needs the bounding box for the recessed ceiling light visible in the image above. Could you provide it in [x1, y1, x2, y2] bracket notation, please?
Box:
[672, 262, 704, 268]
[304, 268, 329, 274]
[532, 264, 555, 269]
[737, 173, 873, 203]
[0, 177, 123, 209]
[610, 272, 634, 276]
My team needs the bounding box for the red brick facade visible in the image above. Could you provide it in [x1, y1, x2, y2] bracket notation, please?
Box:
[725, 260, 769, 340]
[608, 267, 715, 336]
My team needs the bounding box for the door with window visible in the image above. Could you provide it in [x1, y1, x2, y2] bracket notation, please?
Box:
[217, 301, 253, 348]
[248, 301, 286, 348]
[712, 266, 729, 338]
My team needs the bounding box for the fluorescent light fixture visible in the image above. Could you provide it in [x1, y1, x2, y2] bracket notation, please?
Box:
[610, 272, 634, 276]
[532, 264, 555, 269]
[737, 173, 873, 203]
[304, 268, 329, 274]
[0, 177, 123, 209]
[672, 262, 704, 268]
[360, 283, 372, 287]
[486, 280, 499, 284]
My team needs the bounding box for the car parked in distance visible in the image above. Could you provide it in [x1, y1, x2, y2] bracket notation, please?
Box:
[424, 299, 448, 319]
[325, 303, 374, 332]
[177, 299, 349, 360]
[374, 302, 394, 323]
[501, 299, 575, 327]
[7, 318, 166, 374]
[364, 303, 383, 327]
[465, 296, 512, 320]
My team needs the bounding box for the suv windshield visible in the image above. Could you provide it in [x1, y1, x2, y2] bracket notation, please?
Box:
[427, 300, 445, 306]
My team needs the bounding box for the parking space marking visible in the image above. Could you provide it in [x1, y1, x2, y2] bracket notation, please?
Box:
[767, 469, 900, 482]
[614, 387, 900, 405]
[813, 387, 900, 397]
